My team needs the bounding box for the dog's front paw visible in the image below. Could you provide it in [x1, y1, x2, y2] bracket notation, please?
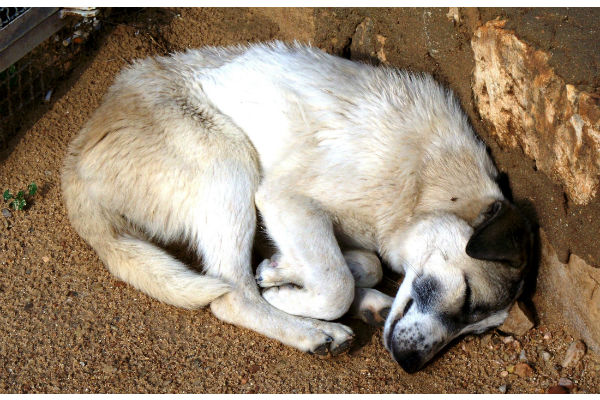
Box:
[305, 320, 355, 356]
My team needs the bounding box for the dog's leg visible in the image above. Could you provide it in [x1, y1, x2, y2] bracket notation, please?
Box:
[257, 248, 390, 325]
[343, 250, 383, 288]
[202, 166, 354, 355]
[255, 187, 355, 321]
[257, 249, 382, 288]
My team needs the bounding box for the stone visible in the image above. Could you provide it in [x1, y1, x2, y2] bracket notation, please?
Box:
[534, 231, 600, 353]
[558, 377, 574, 389]
[1, 209, 12, 218]
[542, 351, 552, 362]
[547, 385, 569, 394]
[562, 340, 587, 368]
[514, 362, 534, 378]
[349, 17, 387, 65]
[498, 384, 507, 393]
[472, 20, 600, 205]
[498, 301, 535, 336]
[519, 350, 527, 362]
[502, 336, 514, 344]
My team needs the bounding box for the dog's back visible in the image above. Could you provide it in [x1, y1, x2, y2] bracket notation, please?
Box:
[61, 43, 523, 363]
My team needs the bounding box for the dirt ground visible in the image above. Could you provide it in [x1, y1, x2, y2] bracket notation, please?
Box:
[1, 8, 599, 393]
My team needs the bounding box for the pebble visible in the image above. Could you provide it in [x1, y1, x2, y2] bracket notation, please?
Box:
[547, 385, 568, 394]
[500, 370, 509, 378]
[498, 301, 535, 336]
[519, 350, 527, 362]
[42, 256, 50, 263]
[542, 351, 551, 362]
[502, 336, 514, 344]
[562, 340, 586, 368]
[558, 377, 574, 389]
[498, 384, 507, 393]
[514, 362, 534, 378]
[2, 209, 12, 218]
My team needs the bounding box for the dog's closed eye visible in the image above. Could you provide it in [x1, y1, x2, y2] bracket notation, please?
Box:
[462, 275, 472, 313]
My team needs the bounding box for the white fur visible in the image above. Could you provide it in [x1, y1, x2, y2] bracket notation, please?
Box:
[62, 42, 510, 359]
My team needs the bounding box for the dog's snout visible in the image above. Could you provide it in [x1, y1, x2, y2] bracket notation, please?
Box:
[392, 349, 424, 374]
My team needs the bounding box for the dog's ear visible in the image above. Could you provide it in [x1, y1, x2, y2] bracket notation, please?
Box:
[466, 200, 532, 268]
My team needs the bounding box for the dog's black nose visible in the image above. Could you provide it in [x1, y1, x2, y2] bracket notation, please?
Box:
[393, 350, 424, 374]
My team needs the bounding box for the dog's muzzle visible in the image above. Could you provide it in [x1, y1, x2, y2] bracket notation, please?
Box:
[383, 290, 449, 374]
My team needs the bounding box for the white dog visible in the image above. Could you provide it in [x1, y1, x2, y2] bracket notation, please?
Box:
[62, 42, 532, 372]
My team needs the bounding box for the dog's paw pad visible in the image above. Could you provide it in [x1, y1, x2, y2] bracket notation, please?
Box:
[309, 342, 331, 356]
[361, 306, 390, 327]
[330, 337, 354, 356]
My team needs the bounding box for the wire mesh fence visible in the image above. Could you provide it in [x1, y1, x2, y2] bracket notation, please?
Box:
[0, 7, 30, 29]
[0, 8, 101, 148]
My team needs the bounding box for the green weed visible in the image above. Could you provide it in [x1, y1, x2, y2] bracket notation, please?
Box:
[3, 182, 38, 211]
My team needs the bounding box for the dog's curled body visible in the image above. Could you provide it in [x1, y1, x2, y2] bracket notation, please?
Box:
[62, 42, 531, 371]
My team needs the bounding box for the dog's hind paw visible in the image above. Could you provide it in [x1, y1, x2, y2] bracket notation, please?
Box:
[350, 287, 394, 327]
[255, 254, 302, 288]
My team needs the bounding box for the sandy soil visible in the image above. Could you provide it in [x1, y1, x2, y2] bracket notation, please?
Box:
[1, 8, 599, 393]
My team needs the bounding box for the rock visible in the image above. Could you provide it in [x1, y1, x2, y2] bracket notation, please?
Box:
[472, 20, 600, 205]
[548, 385, 569, 394]
[519, 350, 527, 362]
[446, 7, 460, 24]
[513, 362, 534, 378]
[534, 231, 600, 353]
[542, 351, 552, 362]
[42, 256, 50, 263]
[1, 209, 12, 218]
[500, 370, 509, 378]
[349, 17, 387, 64]
[502, 336, 514, 344]
[498, 384, 507, 394]
[562, 340, 587, 368]
[558, 377, 574, 389]
[498, 301, 535, 336]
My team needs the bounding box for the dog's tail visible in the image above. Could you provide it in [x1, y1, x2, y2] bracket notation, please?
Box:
[61, 171, 231, 309]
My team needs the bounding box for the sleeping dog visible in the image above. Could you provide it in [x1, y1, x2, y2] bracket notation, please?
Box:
[62, 42, 532, 373]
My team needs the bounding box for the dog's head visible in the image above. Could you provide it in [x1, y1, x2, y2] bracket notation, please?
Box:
[384, 200, 532, 373]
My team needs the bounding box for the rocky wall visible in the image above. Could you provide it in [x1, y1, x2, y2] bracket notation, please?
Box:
[250, 8, 600, 351]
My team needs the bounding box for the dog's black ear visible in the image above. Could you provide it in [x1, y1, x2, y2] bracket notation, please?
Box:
[466, 200, 532, 268]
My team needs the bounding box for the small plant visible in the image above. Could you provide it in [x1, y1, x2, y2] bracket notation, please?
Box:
[3, 182, 38, 211]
